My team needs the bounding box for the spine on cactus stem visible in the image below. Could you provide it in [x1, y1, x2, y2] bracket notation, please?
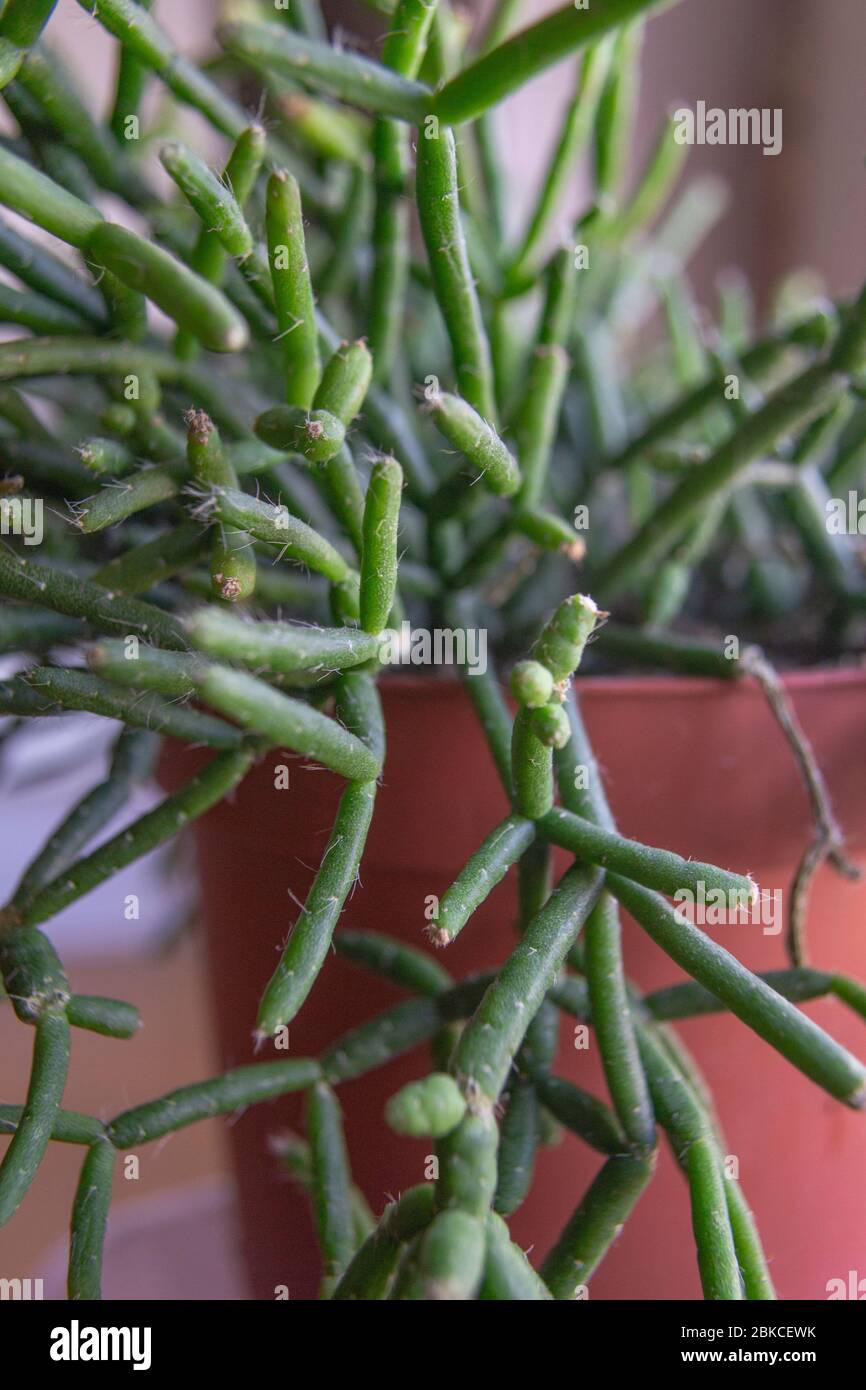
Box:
[185, 608, 380, 675]
[360, 455, 403, 633]
[0, 1009, 70, 1225]
[67, 1137, 116, 1301]
[611, 873, 866, 1108]
[255, 777, 377, 1037]
[427, 815, 536, 947]
[512, 708, 554, 818]
[266, 169, 322, 408]
[186, 409, 256, 602]
[0, 547, 186, 650]
[86, 222, 249, 353]
[454, 864, 604, 1100]
[416, 127, 498, 422]
[9, 666, 245, 750]
[199, 667, 381, 780]
[427, 390, 520, 496]
[254, 405, 346, 462]
[160, 142, 254, 259]
[106, 1058, 322, 1148]
[209, 487, 354, 585]
[219, 21, 431, 122]
[332, 1184, 437, 1300]
[481, 1211, 553, 1300]
[314, 340, 374, 426]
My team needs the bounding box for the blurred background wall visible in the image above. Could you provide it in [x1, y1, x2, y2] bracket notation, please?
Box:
[37, 0, 866, 307]
[490, 0, 866, 307]
[1, 0, 865, 1298]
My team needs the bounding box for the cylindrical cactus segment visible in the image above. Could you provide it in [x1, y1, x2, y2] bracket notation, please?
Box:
[266, 168, 321, 408]
[427, 389, 520, 497]
[314, 339, 373, 426]
[360, 454, 403, 634]
[255, 405, 346, 463]
[533, 592, 601, 685]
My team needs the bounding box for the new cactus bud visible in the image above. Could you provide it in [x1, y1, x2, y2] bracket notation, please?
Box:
[534, 593, 602, 687]
[529, 702, 572, 749]
[509, 659, 554, 708]
[255, 405, 346, 463]
[385, 1073, 467, 1138]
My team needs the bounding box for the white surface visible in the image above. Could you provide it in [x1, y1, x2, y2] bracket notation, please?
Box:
[40, 1176, 248, 1301]
[0, 713, 193, 959]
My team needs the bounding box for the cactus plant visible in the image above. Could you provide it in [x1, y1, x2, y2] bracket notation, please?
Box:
[0, 0, 865, 1303]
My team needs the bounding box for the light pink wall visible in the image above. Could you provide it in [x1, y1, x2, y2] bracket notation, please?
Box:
[44, 0, 866, 305]
[641, 0, 866, 304]
[494, 0, 866, 307]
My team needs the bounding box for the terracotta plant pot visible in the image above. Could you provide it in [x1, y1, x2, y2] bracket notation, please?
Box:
[160, 667, 866, 1301]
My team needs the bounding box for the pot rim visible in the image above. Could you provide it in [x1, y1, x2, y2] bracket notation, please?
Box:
[372, 662, 866, 700]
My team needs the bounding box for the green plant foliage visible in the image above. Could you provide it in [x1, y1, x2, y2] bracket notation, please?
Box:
[0, 0, 864, 1305]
